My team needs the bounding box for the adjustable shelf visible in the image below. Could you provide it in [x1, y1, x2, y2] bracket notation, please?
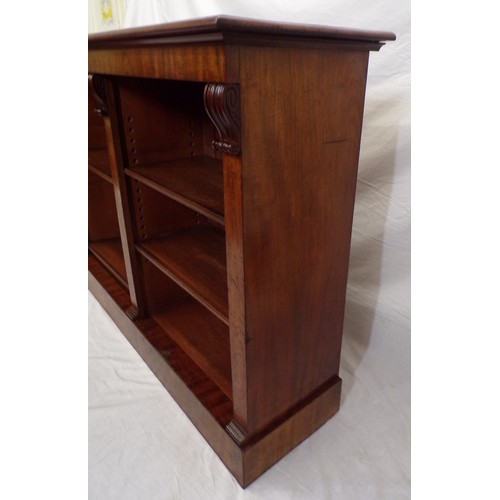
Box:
[89, 238, 127, 289]
[125, 156, 224, 225]
[137, 225, 228, 325]
[88, 15, 395, 488]
[140, 256, 231, 399]
[152, 299, 232, 399]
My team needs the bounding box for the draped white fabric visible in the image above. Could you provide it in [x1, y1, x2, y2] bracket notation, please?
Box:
[89, 1, 410, 498]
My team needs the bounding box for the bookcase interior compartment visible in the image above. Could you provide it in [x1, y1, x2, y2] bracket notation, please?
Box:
[131, 179, 228, 325]
[117, 77, 225, 225]
[88, 88, 112, 182]
[88, 170, 127, 289]
[140, 256, 232, 400]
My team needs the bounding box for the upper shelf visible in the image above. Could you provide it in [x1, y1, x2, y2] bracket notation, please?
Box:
[125, 157, 224, 226]
[88, 15, 396, 48]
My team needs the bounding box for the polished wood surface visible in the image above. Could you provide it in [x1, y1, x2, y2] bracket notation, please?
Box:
[88, 45, 226, 82]
[137, 225, 228, 324]
[232, 46, 369, 435]
[125, 157, 224, 225]
[152, 299, 231, 399]
[88, 239, 127, 289]
[88, 16, 395, 487]
[88, 148, 112, 182]
[89, 254, 343, 486]
[88, 14, 395, 45]
[89, 255, 233, 426]
[88, 170, 122, 244]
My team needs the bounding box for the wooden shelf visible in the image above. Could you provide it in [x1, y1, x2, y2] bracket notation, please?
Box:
[89, 253, 233, 428]
[137, 226, 228, 324]
[152, 298, 232, 399]
[89, 148, 112, 183]
[125, 157, 224, 225]
[89, 238, 128, 289]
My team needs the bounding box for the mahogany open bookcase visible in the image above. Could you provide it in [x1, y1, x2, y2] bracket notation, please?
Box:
[88, 16, 395, 487]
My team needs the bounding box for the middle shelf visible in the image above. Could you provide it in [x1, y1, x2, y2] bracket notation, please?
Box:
[125, 156, 224, 226]
[151, 297, 232, 400]
[137, 225, 229, 325]
[89, 238, 128, 289]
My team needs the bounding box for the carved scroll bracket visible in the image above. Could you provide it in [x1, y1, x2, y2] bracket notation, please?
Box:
[88, 74, 109, 117]
[203, 83, 241, 156]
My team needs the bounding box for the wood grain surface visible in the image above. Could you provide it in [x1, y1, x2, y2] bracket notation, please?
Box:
[88, 17, 394, 486]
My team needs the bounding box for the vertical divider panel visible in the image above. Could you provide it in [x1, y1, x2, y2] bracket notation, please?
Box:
[223, 154, 248, 440]
[102, 77, 147, 319]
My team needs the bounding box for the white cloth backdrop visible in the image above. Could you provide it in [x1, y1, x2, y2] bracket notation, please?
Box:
[89, 1, 410, 498]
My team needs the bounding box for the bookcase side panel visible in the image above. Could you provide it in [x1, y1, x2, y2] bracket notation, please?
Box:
[238, 46, 370, 434]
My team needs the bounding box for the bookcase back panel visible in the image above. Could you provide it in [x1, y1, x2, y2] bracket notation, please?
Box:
[117, 78, 221, 167]
[141, 256, 190, 313]
[88, 171, 121, 241]
[130, 179, 199, 241]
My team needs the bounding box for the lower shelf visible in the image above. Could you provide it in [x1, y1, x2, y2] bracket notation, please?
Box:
[89, 254, 342, 488]
[89, 253, 232, 426]
[137, 225, 228, 324]
[89, 238, 128, 289]
[152, 299, 232, 400]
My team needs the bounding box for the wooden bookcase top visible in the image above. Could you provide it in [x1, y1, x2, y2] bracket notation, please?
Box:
[88, 14, 395, 49]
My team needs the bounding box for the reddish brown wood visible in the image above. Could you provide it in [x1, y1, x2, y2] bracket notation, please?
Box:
[88, 148, 112, 182]
[88, 94, 107, 150]
[203, 84, 241, 155]
[88, 74, 108, 116]
[222, 153, 249, 432]
[89, 255, 233, 426]
[88, 45, 227, 82]
[129, 180, 200, 242]
[152, 300, 232, 400]
[89, 254, 342, 487]
[231, 46, 370, 435]
[88, 16, 395, 488]
[88, 172, 115, 239]
[136, 225, 228, 324]
[240, 375, 341, 485]
[89, 239, 127, 289]
[117, 79, 213, 165]
[125, 157, 224, 225]
[88, 15, 395, 46]
[104, 78, 153, 318]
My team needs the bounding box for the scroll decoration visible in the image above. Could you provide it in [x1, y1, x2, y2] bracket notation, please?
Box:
[203, 83, 241, 156]
[88, 74, 108, 117]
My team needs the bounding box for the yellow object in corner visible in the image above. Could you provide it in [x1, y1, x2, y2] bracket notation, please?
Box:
[100, 0, 113, 23]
